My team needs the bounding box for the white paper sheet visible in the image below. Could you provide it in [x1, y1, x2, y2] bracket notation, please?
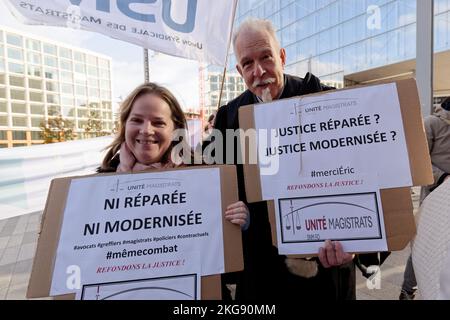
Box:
[254, 83, 412, 200]
[50, 168, 223, 296]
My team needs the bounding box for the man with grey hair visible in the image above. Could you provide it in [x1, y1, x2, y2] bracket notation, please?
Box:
[215, 18, 386, 300]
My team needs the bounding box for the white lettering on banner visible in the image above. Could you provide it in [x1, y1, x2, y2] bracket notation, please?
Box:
[5, 0, 238, 65]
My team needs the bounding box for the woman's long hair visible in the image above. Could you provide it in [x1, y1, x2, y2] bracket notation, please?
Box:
[101, 82, 188, 170]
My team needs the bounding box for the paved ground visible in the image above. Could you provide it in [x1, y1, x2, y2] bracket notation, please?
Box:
[0, 189, 421, 300]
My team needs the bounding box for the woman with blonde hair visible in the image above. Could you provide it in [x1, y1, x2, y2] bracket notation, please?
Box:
[99, 82, 249, 226]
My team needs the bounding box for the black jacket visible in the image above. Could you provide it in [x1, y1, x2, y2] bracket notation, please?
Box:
[214, 73, 388, 300]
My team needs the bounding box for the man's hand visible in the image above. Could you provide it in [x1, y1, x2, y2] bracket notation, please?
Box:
[318, 240, 354, 268]
[224, 201, 249, 229]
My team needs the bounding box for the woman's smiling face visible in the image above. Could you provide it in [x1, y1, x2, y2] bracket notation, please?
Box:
[125, 93, 175, 165]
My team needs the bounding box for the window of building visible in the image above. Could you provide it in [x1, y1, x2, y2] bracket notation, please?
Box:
[43, 43, 57, 55]
[47, 105, 60, 116]
[6, 33, 22, 47]
[74, 62, 86, 74]
[0, 44, 3, 57]
[89, 102, 100, 109]
[27, 52, 41, 64]
[74, 51, 85, 62]
[26, 39, 41, 52]
[61, 96, 74, 106]
[44, 68, 58, 80]
[0, 143, 8, 148]
[77, 108, 88, 118]
[61, 83, 73, 95]
[9, 62, 24, 74]
[27, 65, 42, 78]
[46, 93, 59, 104]
[29, 91, 44, 102]
[0, 87, 5, 99]
[86, 55, 97, 65]
[75, 73, 87, 85]
[100, 90, 111, 100]
[28, 78, 42, 90]
[0, 130, 7, 139]
[9, 75, 24, 87]
[11, 102, 26, 114]
[100, 80, 110, 90]
[75, 85, 86, 96]
[60, 59, 72, 71]
[87, 65, 98, 77]
[0, 74, 4, 85]
[13, 143, 28, 147]
[0, 59, 4, 73]
[88, 78, 98, 88]
[102, 101, 111, 110]
[62, 106, 76, 117]
[78, 120, 88, 129]
[59, 47, 72, 59]
[76, 99, 87, 108]
[10, 88, 25, 100]
[98, 58, 109, 69]
[61, 71, 73, 82]
[7, 47, 23, 61]
[0, 101, 6, 112]
[30, 131, 42, 140]
[88, 88, 99, 98]
[12, 117, 27, 127]
[46, 81, 58, 92]
[12, 130, 27, 140]
[30, 116, 43, 128]
[0, 115, 8, 126]
[44, 55, 57, 67]
[99, 68, 110, 79]
[30, 104, 45, 115]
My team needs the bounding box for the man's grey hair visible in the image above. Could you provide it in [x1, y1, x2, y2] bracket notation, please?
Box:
[232, 18, 280, 53]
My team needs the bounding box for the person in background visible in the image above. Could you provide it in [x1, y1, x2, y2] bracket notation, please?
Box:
[400, 97, 450, 300]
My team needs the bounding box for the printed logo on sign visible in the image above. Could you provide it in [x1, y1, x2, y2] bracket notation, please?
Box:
[68, 0, 198, 33]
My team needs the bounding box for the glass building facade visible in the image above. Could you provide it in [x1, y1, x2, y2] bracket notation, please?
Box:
[0, 25, 114, 148]
[204, 72, 245, 117]
[206, 0, 450, 110]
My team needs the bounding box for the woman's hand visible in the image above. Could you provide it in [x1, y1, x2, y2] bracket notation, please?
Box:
[117, 142, 136, 172]
[318, 240, 355, 268]
[225, 201, 250, 230]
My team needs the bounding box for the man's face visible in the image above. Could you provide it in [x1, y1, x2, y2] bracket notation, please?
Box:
[235, 28, 286, 101]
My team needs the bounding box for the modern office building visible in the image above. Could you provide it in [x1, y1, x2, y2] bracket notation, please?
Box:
[203, 71, 245, 118]
[206, 0, 450, 113]
[0, 25, 114, 148]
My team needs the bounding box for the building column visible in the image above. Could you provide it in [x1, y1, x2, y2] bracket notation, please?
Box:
[416, 0, 434, 117]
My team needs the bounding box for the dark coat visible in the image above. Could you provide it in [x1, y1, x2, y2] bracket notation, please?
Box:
[214, 73, 387, 301]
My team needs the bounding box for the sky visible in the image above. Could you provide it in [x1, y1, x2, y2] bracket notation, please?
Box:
[0, 1, 200, 112]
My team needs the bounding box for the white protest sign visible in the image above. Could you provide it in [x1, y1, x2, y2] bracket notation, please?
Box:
[5, 0, 237, 65]
[76, 251, 202, 300]
[50, 168, 223, 296]
[274, 175, 388, 254]
[254, 83, 412, 200]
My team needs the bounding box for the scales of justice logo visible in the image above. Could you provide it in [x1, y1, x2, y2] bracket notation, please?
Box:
[281, 198, 376, 236]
